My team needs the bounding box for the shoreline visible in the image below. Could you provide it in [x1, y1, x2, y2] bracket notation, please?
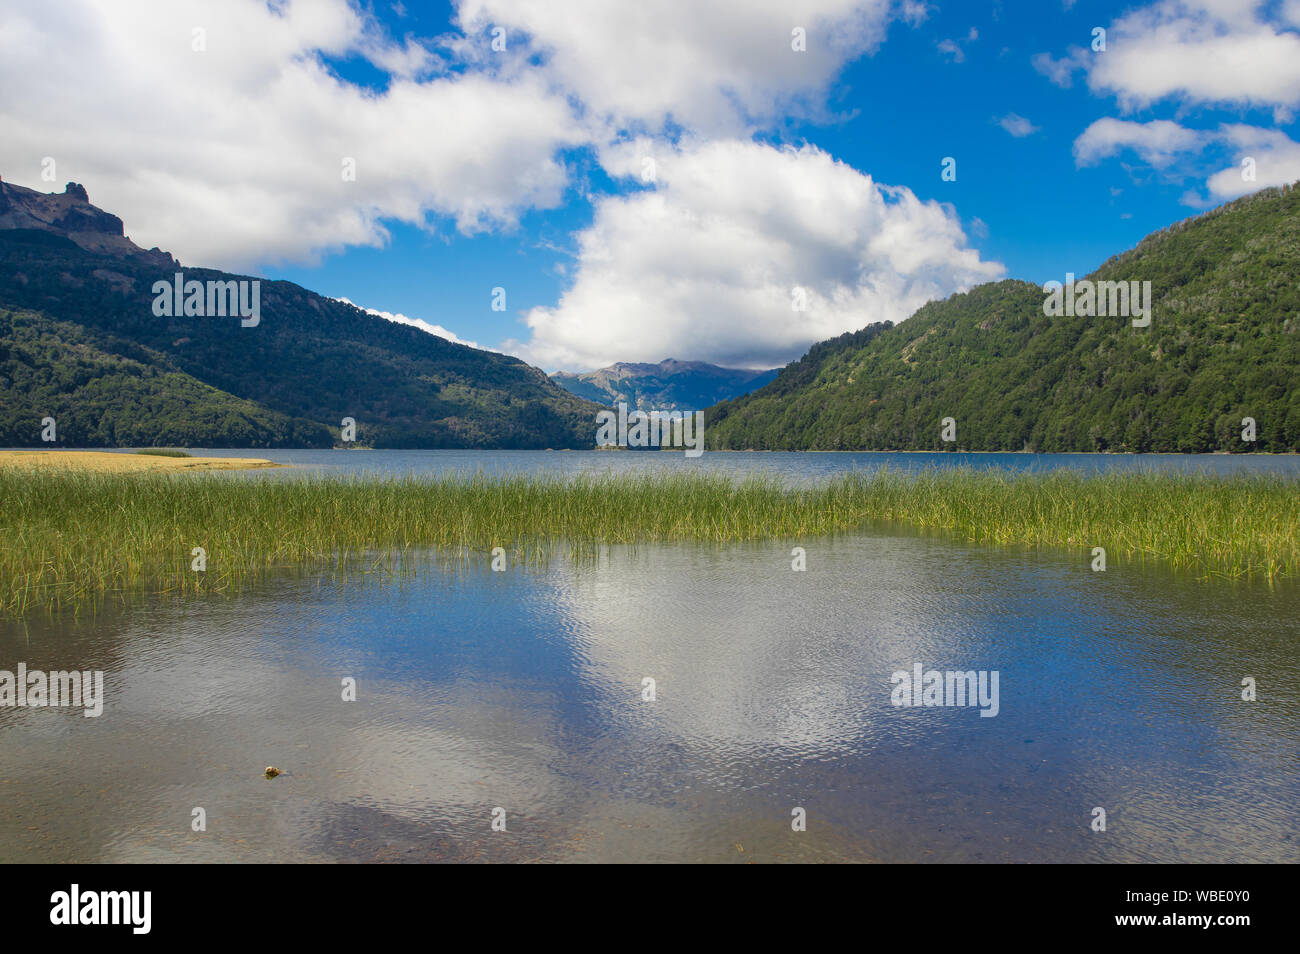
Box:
[4, 447, 1299, 457]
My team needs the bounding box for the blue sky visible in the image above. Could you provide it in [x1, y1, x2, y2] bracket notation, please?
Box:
[5, 0, 1298, 371]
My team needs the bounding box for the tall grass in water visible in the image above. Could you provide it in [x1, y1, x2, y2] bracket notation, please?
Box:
[1, 468, 1295, 615]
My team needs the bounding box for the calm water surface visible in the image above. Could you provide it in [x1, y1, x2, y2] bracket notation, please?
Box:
[62, 447, 1300, 481]
[2, 452, 1300, 863]
[2, 514, 1297, 862]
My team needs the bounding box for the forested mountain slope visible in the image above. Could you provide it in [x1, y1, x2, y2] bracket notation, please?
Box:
[707, 185, 1300, 453]
[0, 179, 601, 448]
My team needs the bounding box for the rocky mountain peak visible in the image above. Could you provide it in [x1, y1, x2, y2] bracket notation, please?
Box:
[0, 175, 176, 268]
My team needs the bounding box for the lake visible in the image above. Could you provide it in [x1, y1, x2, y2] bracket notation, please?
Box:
[1, 450, 1297, 862]
[148, 447, 1300, 481]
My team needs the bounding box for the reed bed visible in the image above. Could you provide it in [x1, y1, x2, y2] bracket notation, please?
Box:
[0, 467, 1295, 615]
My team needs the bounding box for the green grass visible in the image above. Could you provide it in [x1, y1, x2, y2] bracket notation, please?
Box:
[0, 468, 1295, 615]
[133, 448, 193, 457]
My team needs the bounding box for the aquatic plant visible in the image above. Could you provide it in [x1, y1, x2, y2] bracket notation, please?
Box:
[1, 468, 1294, 616]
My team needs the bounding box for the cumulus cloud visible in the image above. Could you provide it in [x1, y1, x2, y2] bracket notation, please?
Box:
[1082, 0, 1300, 112]
[1042, 2, 1300, 208]
[1073, 118, 1206, 167]
[1, 0, 994, 372]
[0, 0, 926, 274]
[335, 298, 487, 350]
[454, 0, 907, 133]
[1072, 117, 1300, 204]
[509, 139, 1004, 371]
[0, 0, 585, 269]
[1205, 125, 1300, 198]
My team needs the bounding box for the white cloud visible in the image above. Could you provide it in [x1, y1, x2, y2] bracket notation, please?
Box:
[1083, 1, 1300, 112]
[334, 298, 487, 350]
[937, 39, 965, 63]
[454, 0, 907, 134]
[1072, 117, 1300, 204]
[997, 113, 1039, 137]
[509, 139, 1004, 371]
[937, 25, 977, 63]
[0, 0, 585, 270]
[0, 0, 927, 274]
[1031, 49, 1087, 88]
[900, 1, 930, 27]
[1073, 117, 1205, 167]
[1205, 125, 1300, 198]
[2, 0, 1004, 374]
[1046, 2, 1300, 207]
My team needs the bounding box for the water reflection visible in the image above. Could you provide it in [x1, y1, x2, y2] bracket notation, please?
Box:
[1, 529, 1297, 863]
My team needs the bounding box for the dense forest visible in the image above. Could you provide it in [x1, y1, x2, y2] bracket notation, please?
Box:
[0, 202, 601, 448]
[0, 307, 330, 446]
[707, 185, 1300, 453]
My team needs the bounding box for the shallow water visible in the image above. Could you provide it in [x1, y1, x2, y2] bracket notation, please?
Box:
[2, 527, 1296, 863]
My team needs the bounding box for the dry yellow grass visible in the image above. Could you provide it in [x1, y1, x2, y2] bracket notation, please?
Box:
[0, 450, 280, 472]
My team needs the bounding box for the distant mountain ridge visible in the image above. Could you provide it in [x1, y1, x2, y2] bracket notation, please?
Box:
[0, 178, 602, 448]
[706, 184, 1300, 453]
[552, 358, 778, 411]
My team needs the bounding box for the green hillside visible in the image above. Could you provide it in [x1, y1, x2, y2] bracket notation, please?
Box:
[707, 185, 1300, 453]
[0, 308, 329, 446]
[0, 181, 602, 449]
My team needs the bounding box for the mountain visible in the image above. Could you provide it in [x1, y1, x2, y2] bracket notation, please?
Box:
[0, 307, 329, 446]
[0, 178, 175, 268]
[706, 184, 1300, 453]
[0, 178, 602, 448]
[552, 358, 778, 411]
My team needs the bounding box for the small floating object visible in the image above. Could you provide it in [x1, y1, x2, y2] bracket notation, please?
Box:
[264, 766, 282, 779]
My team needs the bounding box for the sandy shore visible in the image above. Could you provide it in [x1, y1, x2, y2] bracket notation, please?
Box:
[0, 450, 281, 472]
